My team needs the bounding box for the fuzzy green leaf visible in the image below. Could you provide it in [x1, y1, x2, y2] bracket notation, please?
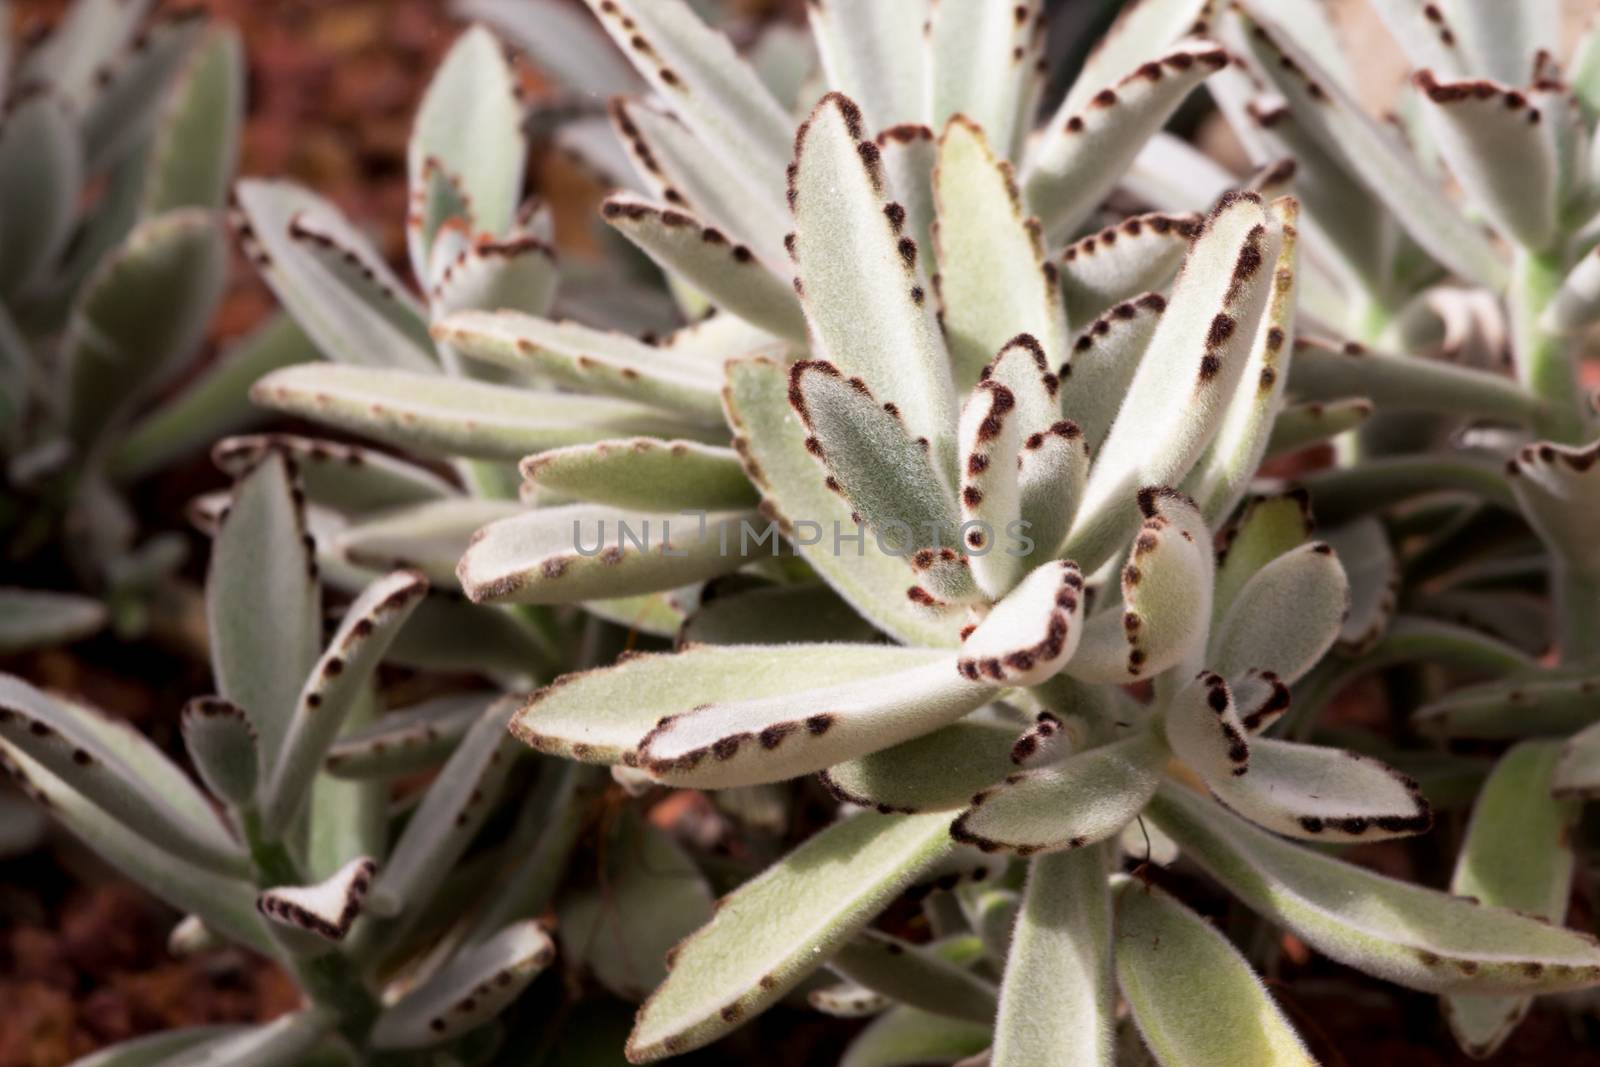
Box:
[934, 115, 1064, 389]
[180, 697, 258, 808]
[143, 26, 243, 214]
[636, 658, 990, 790]
[61, 209, 227, 455]
[1065, 194, 1280, 571]
[601, 196, 805, 341]
[324, 691, 493, 779]
[205, 452, 321, 763]
[808, 0, 928, 133]
[840, 1007, 991, 1067]
[409, 25, 525, 239]
[161, 1011, 334, 1067]
[821, 719, 1018, 815]
[1150, 783, 1600, 995]
[790, 92, 956, 466]
[430, 233, 559, 320]
[372, 921, 554, 1049]
[993, 846, 1114, 1066]
[1115, 877, 1315, 1067]
[1071, 490, 1214, 684]
[1209, 737, 1432, 842]
[830, 930, 998, 1024]
[260, 569, 428, 835]
[18, 0, 151, 110]
[1265, 398, 1373, 457]
[332, 498, 517, 587]
[958, 561, 1085, 687]
[1415, 674, 1600, 739]
[724, 357, 962, 647]
[1059, 293, 1166, 454]
[626, 810, 955, 1061]
[0, 589, 105, 653]
[928, 0, 1044, 160]
[1059, 213, 1198, 326]
[951, 732, 1167, 855]
[511, 643, 949, 766]
[1506, 438, 1600, 577]
[1209, 540, 1348, 684]
[0, 89, 82, 297]
[78, 12, 203, 175]
[682, 583, 882, 647]
[1554, 718, 1600, 800]
[214, 434, 457, 516]
[1026, 42, 1229, 239]
[1544, 247, 1600, 334]
[252, 363, 716, 462]
[456, 504, 764, 605]
[1445, 742, 1577, 1057]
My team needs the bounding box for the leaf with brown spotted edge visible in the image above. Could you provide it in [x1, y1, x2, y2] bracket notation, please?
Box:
[1446, 742, 1579, 1057]
[821, 718, 1020, 815]
[951, 731, 1167, 856]
[372, 921, 557, 1049]
[1058, 292, 1166, 454]
[1025, 41, 1230, 239]
[790, 359, 961, 554]
[956, 379, 1027, 597]
[1063, 192, 1280, 573]
[213, 433, 458, 516]
[511, 643, 950, 766]
[927, 0, 1046, 161]
[1207, 737, 1432, 842]
[259, 569, 429, 835]
[958, 561, 1086, 687]
[522, 438, 757, 514]
[456, 503, 766, 606]
[333, 498, 520, 588]
[433, 310, 726, 425]
[1286, 335, 1542, 424]
[252, 363, 720, 462]
[257, 855, 377, 946]
[627, 810, 955, 1062]
[807, 0, 929, 134]
[789, 92, 958, 471]
[1265, 397, 1374, 458]
[1506, 438, 1600, 578]
[1058, 212, 1198, 326]
[635, 657, 992, 790]
[180, 696, 258, 808]
[1068, 488, 1213, 684]
[0, 675, 245, 876]
[1163, 670, 1251, 784]
[601, 195, 807, 342]
[408, 156, 474, 291]
[1208, 540, 1347, 685]
[429, 231, 559, 322]
[934, 116, 1066, 390]
[1150, 782, 1600, 996]
[1414, 674, 1600, 740]
[1320, 519, 1398, 655]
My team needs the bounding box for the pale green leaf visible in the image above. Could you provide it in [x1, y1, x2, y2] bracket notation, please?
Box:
[808, 0, 928, 132]
[409, 25, 525, 238]
[161, 1011, 334, 1067]
[928, 0, 1044, 160]
[724, 357, 962, 647]
[1026, 43, 1229, 239]
[1505, 438, 1600, 577]
[830, 930, 998, 1024]
[600, 196, 805, 341]
[0, 588, 105, 652]
[951, 732, 1167, 855]
[1059, 0, 1212, 117]
[510, 643, 949, 766]
[456, 503, 765, 605]
[19, 0, 151, 110]
[877, 124, 938, 272]
[957, 561, 1085, 687]
[1554, 717, 1600, 799]
[1059, 213, 1198, 326]
[324, 691, 494, 779]
[1265, 398, 1373, 458]
[1065, 193, 1280, 572]
[584, 0, 793, 190]
[205, 451, 321, 765]
[1445, 741, 1577, 1057]
[456, 0, 638, 97]
[61, 209, 227, 455]
[1414, 674, 1600, 739]
[681, 582, 882, 647]
[251, 363, 717, 462]
[1059, 293, 1165, 455]
[0, 89, 82, 296]
[1164, 671, 1251, 783]
[821, 719, 1018, 815]
[840, 1007, 991, 1067]
[213, 434, 457, 516]
[1209, 737, 1432, 841]
[1149, 783, 1600, 995]
[430, 233, 559, 320]
[180, 697, 258, 807]
[78, 12, 202, 175]
[626, 810, 955, 1061]
[1209, 540, 1348, 684]
[790, 92, 956, 467]
[934, 114, 1063, 390]
[1321, 519, 1397, 654]
[333, 498, 518, 587]
[256, 855, 376, 945]
[1543, 245, 1600, 333]
[143, 26, 242, 214]
[1115, 878, 1315, 1067]
[993, 846, 1114, 1067]
[372, 921, 554, 1048]
[260, 569, 428, 835]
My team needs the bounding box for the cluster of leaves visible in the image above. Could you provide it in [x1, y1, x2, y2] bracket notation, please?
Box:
[0, 0, 322, 652]
[6, 0, 1600, 1064]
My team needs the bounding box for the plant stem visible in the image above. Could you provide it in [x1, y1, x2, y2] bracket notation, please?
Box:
[1556, 566, 1600, 670]
[1510, 247, 1585, 444]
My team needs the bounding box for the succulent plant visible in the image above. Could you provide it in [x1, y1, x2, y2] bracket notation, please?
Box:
[205, 0, 1600, 1063]
[0, 0, 317, 645]
[1201, 0, 1600, 1057]
[0, 449, 588, 1065]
